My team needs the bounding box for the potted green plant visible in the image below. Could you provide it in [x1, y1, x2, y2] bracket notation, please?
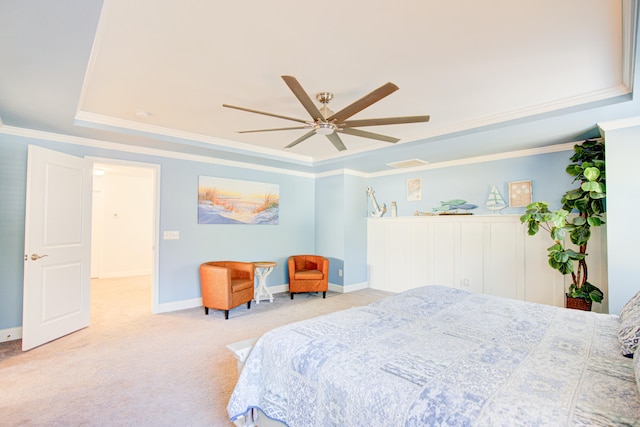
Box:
[520, 138, 606, 310]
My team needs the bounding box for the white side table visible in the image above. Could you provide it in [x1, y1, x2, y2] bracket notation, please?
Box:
[253, 261, 276, 303]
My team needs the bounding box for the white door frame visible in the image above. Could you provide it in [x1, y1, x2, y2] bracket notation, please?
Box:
[87, 157, 161, 314]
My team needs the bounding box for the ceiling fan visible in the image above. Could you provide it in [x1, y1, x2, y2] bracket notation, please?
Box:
[223, 75, 430, 152]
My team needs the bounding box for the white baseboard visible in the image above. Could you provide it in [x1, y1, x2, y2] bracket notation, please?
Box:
[155, 297, 202, 314]
[330, 281, 369, 293]
[266, 283, 370, 295]
[153, 282, 370, 314]
[267, 284, 288, 294]
[0, 327, 22, 343]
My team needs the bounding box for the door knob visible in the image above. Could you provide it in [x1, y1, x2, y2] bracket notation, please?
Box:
[30, 253, 49, 261]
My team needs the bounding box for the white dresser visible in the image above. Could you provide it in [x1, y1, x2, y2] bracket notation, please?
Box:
[367, 215, 608, 311]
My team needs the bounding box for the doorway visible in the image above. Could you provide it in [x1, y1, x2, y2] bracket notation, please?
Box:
[90, 159, 160, 313]
[21, 149, 161, 350]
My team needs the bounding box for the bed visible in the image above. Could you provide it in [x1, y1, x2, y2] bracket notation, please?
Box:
[227, 285, 640, 426]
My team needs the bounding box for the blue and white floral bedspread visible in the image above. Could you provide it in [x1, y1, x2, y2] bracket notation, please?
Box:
[228, 285, 640, 426]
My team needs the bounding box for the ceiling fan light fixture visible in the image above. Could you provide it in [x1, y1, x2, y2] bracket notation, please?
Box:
[316, 92, 333, 103]
[224, 76, 430, 152]
[314, 122, 336, 135]
[316, 92, 334, 118]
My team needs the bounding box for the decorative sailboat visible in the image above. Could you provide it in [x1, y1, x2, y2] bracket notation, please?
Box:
[486, 185, 507, 212]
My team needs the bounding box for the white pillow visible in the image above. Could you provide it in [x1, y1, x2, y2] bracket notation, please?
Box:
[620, 290, 640, 320]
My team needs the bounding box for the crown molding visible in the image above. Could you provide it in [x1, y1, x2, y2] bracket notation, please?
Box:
[0, 126, 315, 178]
[598, 114, 640, 132]
[367, 142, 578, 178]
[0, 126, 612, 180]
[74, 111, 314, 164]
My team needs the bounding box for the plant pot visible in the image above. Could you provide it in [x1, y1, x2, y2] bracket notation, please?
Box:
[565, 295, 592, 311]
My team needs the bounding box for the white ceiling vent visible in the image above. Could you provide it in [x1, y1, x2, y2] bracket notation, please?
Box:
[386, 159, 429, 169]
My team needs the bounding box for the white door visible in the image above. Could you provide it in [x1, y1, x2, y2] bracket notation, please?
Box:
[22, 145, 93, 351]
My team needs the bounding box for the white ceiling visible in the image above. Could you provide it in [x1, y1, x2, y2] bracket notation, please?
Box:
[1, 1, 638, 173]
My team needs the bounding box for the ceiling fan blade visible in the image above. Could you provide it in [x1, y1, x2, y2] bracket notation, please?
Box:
[223, 104, 308, 124]
[326, 133, 347, 151]
[337, 128, 400, 143]
[238, 126, 309, 134]
[281, 76, 324, 121]
[328, 82, 399, 123]
[343, 115, 430, 128]
[284, 130, 316, 149]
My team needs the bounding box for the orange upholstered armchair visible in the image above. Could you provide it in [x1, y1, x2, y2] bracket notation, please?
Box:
[200, 261, 254, 319]
[288, 255, 329, 299]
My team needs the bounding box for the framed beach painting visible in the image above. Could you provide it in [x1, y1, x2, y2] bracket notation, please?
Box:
[508, 180, 532, 207]
[198, 176, 279, 224]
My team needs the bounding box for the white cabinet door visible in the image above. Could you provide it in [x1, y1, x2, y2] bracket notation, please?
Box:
[459, 222, 485, 293]
[486, 222, 523, 300]
[367, 216, 607, 310]
[384, 221, 412, 293]
[523, 229, 564, 306]
[367, 220, 387, 291]
[432, 221, 457, 288]
[410, 222, 433, 289]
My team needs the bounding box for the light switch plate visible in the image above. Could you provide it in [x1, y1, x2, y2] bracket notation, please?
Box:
[163, 231, 179, 240]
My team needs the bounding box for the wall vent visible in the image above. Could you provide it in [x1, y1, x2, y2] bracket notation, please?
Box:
[386, 159, 429, 169]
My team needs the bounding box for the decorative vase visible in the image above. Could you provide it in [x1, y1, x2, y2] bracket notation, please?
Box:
[565, 295, 592, 311]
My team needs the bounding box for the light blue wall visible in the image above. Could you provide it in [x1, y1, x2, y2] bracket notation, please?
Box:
[0, 140, 28, 330]
[343, 174, 368, 285]
[316, 175, 345, 285]
[156, 156, 315, 303]
[314, 150, 578, 291]
[315, 173, 368, 287]
[0, 133, 315, 329]
[315, 175, 344, 258]
[366, 151, 576, 217]
[602, 124, 640, 314]
[1, 131, 607, 330]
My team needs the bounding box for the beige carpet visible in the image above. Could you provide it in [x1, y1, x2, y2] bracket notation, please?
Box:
[0, 276, 391, 426]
